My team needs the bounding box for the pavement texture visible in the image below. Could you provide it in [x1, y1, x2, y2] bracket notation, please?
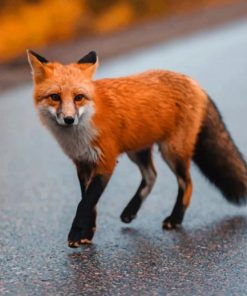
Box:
[1, 19, 247, 296]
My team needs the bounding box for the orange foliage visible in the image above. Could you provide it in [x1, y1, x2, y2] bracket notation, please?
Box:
[0, 0, 236, 62]
[94, 2, 135, 33]
[0, 0, 83, 61]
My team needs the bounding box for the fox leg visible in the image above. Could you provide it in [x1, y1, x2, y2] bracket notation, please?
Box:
[68, 162, 111, 248]
[120, 148, 157, 223]
[159, 143, 193, 229]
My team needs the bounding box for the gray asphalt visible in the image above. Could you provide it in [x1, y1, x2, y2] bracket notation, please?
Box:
[1, 19, 247, 296]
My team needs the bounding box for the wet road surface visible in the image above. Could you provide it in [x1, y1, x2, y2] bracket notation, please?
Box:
[1, 19, 247, 295]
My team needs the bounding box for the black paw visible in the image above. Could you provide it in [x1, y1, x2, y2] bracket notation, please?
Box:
[162, 215, 182, 230]
[120, 210, 137, 224]
[68, 226, 95, 248]
[120, 198, 142, 224]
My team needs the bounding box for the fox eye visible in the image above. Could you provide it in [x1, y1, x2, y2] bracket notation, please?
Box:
[74, 94, 85, 101]
[50, 94, 61, 101]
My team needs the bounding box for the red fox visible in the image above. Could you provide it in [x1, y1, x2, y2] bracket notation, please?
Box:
[27, 50, 247, 248]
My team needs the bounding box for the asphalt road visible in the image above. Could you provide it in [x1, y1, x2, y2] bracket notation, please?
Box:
[1, 19, 247, 296]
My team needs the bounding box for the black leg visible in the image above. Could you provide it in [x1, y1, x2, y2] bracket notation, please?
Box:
[162, 161, 192, 230]
[120, 179, 146, 223]
[68, 166, 110, 248]
[121, 148, 156, 223]
[162, 186, 186, 229]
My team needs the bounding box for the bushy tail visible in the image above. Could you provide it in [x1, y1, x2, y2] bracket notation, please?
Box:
[193, 96, 247, 204]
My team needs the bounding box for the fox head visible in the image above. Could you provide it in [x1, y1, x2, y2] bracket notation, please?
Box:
[27, 50, 98, 126]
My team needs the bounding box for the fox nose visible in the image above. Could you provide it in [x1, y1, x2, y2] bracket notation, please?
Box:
[64, 116, 75, 125]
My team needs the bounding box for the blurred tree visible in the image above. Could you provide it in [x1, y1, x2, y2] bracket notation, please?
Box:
[85, 0, 117, 14]
[0, 0, 236, 62]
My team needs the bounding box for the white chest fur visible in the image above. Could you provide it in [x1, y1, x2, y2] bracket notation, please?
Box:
[38, 103, 101, 163]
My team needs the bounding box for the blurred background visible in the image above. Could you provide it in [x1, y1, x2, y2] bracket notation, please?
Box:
[0, 0, 242, 61]
[1, 0, 247, 91]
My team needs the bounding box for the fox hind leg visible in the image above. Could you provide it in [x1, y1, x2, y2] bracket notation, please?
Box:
[120, 147, 157, 223]
[159, 142, 193, 230]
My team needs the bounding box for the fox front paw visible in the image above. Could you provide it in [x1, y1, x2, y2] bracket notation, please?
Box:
[68, 226, 95, 248]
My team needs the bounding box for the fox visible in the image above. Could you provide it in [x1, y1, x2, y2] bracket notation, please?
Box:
[27, 50, 247, 248]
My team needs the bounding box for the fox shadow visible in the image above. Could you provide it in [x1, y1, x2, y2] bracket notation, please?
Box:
[67, 215, 247, 293]
[121, 215, 247, 263]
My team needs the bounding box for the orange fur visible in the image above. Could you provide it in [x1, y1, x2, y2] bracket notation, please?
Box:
[92, 71, 207, 173]
[30, 61, 207, 175]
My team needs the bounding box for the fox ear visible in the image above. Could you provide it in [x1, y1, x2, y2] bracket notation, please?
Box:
[77, 51, 98, 79]
[78, 51, 97, 64]
[27, 50, 49, 82]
